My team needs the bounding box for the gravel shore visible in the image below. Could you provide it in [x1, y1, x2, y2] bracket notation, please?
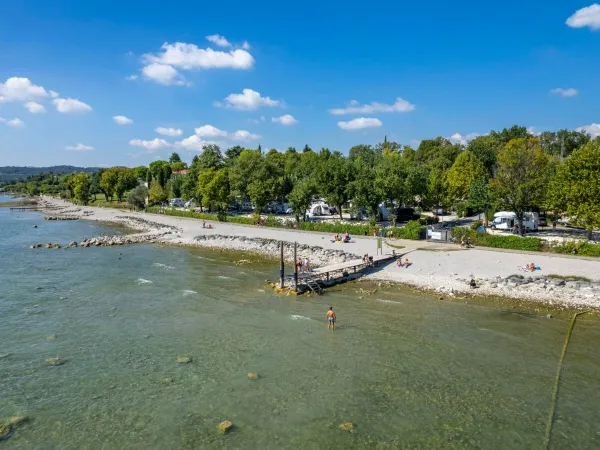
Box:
[35, 197, 600, 309]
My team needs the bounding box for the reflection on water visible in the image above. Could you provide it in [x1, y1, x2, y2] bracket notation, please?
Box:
[1, 197, 599, 449]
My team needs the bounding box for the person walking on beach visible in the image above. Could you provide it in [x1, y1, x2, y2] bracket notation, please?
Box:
[326, 306, 336, 330]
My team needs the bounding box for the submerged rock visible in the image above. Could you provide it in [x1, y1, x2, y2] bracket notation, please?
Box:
[176, 356, 192, 364]
[161, 377, 174, 383]
[216, 420, 233, 434]
[247, 372, 259, 380]
[8, 416, 28, 427]
[45, 357, 67, 366]
[339, 422, 354, 433]
[46, 335, 57, 340]
[0, 423, 12, 440]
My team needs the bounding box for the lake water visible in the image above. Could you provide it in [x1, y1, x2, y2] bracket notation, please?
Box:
[1, 194, 599, 449]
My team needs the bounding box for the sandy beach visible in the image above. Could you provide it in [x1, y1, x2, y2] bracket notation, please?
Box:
[35, 196, 600, 309]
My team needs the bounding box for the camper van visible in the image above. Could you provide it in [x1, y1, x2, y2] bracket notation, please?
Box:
[490, 211, 539, 232]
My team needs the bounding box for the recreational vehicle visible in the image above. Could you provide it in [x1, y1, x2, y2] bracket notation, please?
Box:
[490, 211, 539, 232]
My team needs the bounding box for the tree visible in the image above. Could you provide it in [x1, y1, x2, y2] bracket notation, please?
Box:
[72, 173, 91, 205]
[170, 161, 187, 172]
[445, 151, 486, 201]
[546, 141, 600, 239]
[89, 170, 103, 200]
[197, 144, 224, 171]
[288, 178, 317, 223]
[491, 138, 553, 235]
[197, 168, 230, 211]
[350, 156, 382, 220]
[539, 130, 590, 159]
[415, 137, 461, 171]
[467, 134, 501, 176]
[114, 168, 138, 201]
[100, 168, 119, 201]
[148, 183, 168, 205]
[468, 177, 490, 218]
[225, 145, 245, 166]
[229, 149, 274, 208]
[302, 144, 312, 153]
[491, 125, 529, 145]
[169, 152, 182, 164]
[374, 151, 408, 211]
[127, 185, 148, 210]
[134, 166, 149, 180]
[317, 151, 351, 220]
[166, 175, 183, 198]
[149, 161, 172, 188]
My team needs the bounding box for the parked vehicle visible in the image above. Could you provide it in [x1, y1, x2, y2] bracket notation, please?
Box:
[396, 207, 420, 223]
[169, 198, 185, 207]
[306, 202, 332, 219]
[490, 211, 539, 231]
[184, 200, 196, 208]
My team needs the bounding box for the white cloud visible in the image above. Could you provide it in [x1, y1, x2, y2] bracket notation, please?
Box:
[113, 115, 133, 125]
[195, 124, 228, 138]
[242, 41, 251, 50]
[576, 123, 600, 138]
[337, 117, 382, 130]
[193, 124, 260, 141]
[527, 126, 541, 137]
[129, 138, 172, 152]
[550, 87, 578, 97]
[66, 143, 94, 151]
[216, 88, 281, 110]
[272, 114, 298, 125]
[206, 34, 232, 48]
[329, 97, 415, 115]
[155, 127, 183, 137]
[25, 101, 46, 114]
[0, 117, 25, 128]
[139, 42, 255, 86]
[53, 97, 92, 114]
[231, 130, 260, 141]
[49, 90, 59, 98]
[566, 4, 600, 30]
[141, 63, 185, 86]
[448, 132, 479, 145]
[0, 77, 48, 102]
[175, 135, 215, 151]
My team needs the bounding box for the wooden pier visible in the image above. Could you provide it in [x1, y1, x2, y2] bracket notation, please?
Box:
[275, 241, 398, 295]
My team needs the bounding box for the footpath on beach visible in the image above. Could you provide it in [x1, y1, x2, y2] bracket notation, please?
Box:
[34, 197, 600, 309]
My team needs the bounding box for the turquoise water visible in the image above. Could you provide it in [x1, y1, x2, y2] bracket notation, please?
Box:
[1, 194, 599, 449]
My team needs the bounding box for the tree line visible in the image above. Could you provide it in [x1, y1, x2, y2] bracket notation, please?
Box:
[4, 125, 599, 238]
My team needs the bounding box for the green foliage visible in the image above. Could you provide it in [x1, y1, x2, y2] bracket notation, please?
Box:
[169, 152, 182, 164]
[197, 168, 230, 210]
[148, 183, 167, 205]
[550, 241, 600, 257]
[134, 166, 149, 180]
[491, 138, 553, 234]
[287, 178, 317, 222]
[149, 161, 172, 188]
[546, 141, 600, 238]
[451, 227, 544, 251]
[468, 177, 489, 213]
[71, 173, 91, 205]
[445, 151, 486, 200]
[127, 185, 148, 210]
[471, 220, 483, 230]
[166, 176, 183, 198]
[455, 202, 470, 218]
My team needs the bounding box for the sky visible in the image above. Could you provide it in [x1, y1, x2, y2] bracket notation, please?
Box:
[1, 0, 600, 167]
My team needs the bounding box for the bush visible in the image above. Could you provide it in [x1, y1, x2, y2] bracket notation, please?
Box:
[551, 241, 600, 257]
[419, 215, 439, 225]
[455, 202, 469, 218]
[395, 221, 425, 240]
[451, 227, 543, 251]
[127, 185, 148, 210]
[471, 220, 483, 231]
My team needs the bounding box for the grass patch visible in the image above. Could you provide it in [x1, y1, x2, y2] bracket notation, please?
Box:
[546, 274, 592, 282]
[416, 247, 461, 252]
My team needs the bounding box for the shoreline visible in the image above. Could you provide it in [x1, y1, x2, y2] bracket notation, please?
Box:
[30, 196, 600, 310]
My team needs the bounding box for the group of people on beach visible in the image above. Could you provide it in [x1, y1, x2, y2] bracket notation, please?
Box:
[460, 236, 474, 248]
[332, 232, 351, 243]
[396, 258, 411, 268]
[201, 221, 214, 229]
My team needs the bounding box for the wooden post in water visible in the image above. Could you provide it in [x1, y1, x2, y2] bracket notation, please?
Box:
[279, 241, 285, 289]
[293, 241, 298, 292]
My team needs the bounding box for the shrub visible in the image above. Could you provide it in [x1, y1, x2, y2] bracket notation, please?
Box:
[419, 215, 439, 225]
[451, 227, 543, 251]
[471, 220, 483, 231]
[455, 202, 469, 218]
[396, 220, 424, 240]
[127, 185, 148, 210]
[552, 241, 600, 257]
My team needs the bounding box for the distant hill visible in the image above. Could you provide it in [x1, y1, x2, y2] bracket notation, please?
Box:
[0, 166, 99, 182]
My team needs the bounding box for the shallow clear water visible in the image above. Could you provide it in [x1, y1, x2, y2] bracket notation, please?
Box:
[1, 194, 599, 449]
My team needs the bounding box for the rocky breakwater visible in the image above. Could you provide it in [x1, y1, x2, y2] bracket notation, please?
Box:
[113, 216, 182, 234]
[79, 232, 172, 248]
[192, 234, 360, 267]
[432, 274, 600, 309]
[44, 216, 79, 221]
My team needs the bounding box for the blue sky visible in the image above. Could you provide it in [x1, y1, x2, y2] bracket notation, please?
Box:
[1, 0, 600, 167]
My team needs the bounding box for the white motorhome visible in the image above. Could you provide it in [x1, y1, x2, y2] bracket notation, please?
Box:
[490, 211, 539, 231]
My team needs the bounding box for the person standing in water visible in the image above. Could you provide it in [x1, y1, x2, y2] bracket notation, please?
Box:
[326, 306, 336, 330]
